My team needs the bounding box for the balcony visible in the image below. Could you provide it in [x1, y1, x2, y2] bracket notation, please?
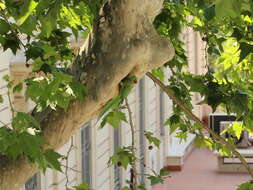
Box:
[153, 148, 250, 190]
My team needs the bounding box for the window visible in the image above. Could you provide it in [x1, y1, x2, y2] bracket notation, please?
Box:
[25, 174, 39, 190]
[114, 128, 122, 190]
[81, 124, 92, 185]
[139, 78, 146, 184]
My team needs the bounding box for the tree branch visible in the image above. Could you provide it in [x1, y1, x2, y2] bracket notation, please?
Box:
[146, 72, 253, 178]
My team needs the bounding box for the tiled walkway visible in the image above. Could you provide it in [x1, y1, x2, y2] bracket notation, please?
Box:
[153, 148, 251, 190]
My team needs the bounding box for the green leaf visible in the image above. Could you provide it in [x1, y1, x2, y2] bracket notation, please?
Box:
[100, 111, 127, 128]
[20, 15, 37, 35]
[137, 184, 147, 190]
[194, 136, 213, 150]
[119, 76, 136, 99]
[25, 45, 44, 61]
[176, 131, 188, 142]
[204, 5, 215, 21]
[99, 96, 121, 119]
[239, 42, 253, 63]
[144, 131, 161, 148]
[237, 181, 253, 190]
[19, 133, 45, 159]
[215, 0, 241, 18]
[0, 95, 3, 104]
[69, 81, 86, 100]
[147, 168, 169, 186]
[60, 6, 82, 29]
[0, 19, 10, 34]
[121, 187, 130, 190]
[17, 0, 38, 25]
[220, 122, 244, 140]
[43, 149, 62, 172]
[232, 122, 243, 140]
[151, 68, 164, 81]
[147, 175, 164, 186]
[2, 33, 20, 54]
[105, 111, 127, 128]
[12, 112, 41, 132]
[73, 184, 92, 190]
[164, 114, 181, 134]
[39, 1, 61, 37]
[159, 168, 170, 177]
[108, 146, 134, 169]
[13, 82, 23, 93]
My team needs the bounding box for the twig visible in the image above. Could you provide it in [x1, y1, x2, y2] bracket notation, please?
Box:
[64, 137, 75, 189]
[7, 89, 14, 119]
[146, 71, 253, 178]
[61, 164, 81, 173]
[125, 98, 138, 190]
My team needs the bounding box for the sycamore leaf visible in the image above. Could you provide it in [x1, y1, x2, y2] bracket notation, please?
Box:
[99, 96, 121, 119]
[220, 122, 244, 140]
[237, 181, 253, 190]
[239, 42, 253, 63]
[73, 184, 92, 190]
[105, 111, 127, 128]
[43, 149, 62, 172]
[70, 81, 86, 100]
[121, 187, 130, 190]
[232, 122, 243, 140]
[17, 0, 38, 25]
[20, 15, 37, 35]
[108, 146, 134, 169]
[2, 34, 20, 54]
[151, 68, 164, 81]
[144, 131, 161, 148]
[159, 168, 170, 177]
[12, 112, 40, 132]
[137, 184, 147, 190]
[13, 83, 23, 93]
[0, 95, 3, 104]
[215, 0, 241, 18]
[147, 175, 164, 186]
[25, 45, 44, 61]
[0, 19, 10, 34]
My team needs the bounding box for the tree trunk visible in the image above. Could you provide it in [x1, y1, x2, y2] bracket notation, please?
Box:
[0, 0, 174, 189]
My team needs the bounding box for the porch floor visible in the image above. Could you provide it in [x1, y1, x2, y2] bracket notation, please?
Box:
[153, 148, 251, 190]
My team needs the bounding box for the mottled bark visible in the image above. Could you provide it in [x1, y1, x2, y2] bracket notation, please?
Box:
[0, 0, 174, 189]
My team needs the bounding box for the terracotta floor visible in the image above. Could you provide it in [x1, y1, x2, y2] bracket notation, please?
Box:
[153, 148, 251, 190]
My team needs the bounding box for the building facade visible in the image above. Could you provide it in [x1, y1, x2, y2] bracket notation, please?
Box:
[0, 28, 207, 190]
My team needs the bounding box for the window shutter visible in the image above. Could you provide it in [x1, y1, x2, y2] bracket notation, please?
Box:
[139, 78, 146, 184]
[160, 89, 165, 136]
[81, 124, 91, 185]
